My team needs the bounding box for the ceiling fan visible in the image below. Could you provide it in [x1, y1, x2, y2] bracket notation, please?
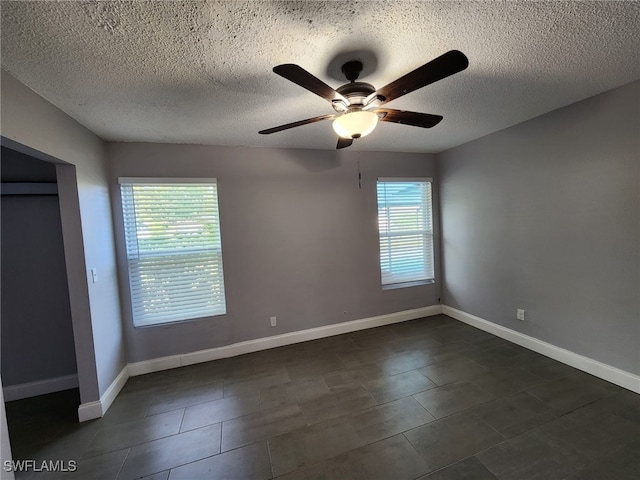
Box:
[259, 50, 469, 149]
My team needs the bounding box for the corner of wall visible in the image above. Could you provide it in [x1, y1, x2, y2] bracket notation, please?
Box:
[1, 71, 127, 409]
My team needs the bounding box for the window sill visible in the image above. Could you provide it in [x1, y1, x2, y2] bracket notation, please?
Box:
[133, 311, 226, 329]
[382, 279, 435, 290]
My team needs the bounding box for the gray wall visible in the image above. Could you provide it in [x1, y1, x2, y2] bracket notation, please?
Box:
[109, 143, 441, 362]
[438, 80, 640, 375]
[1, 69, 125, 399]
[1, 150, 77, 386]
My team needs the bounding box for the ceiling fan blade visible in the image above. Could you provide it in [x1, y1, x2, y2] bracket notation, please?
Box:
[336, 137, 353, 149]
[375, 109, 443, 128]
[273, 64, 348, 104]
[259, 114, 335, 134]
[372, 50, 468, 105]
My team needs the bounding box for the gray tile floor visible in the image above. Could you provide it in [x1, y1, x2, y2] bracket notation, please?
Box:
[5, 315, 640, 479]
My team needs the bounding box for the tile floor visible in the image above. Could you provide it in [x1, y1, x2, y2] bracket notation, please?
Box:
[5, 314, 640, 479]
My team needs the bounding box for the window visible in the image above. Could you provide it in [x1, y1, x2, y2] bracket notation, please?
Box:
[119, 178, 226, 327]
[377, 178, 434, 287]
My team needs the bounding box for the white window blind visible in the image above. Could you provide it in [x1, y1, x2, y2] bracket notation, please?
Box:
[119, 179, 226, 327]
[377, 179, 434, 286]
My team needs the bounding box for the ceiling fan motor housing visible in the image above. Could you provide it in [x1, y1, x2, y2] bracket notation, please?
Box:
[334, 82, 376, 112]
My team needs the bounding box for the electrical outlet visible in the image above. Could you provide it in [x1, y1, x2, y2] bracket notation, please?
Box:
[270, 316, 277, 327]
[517, 309, 526, 321]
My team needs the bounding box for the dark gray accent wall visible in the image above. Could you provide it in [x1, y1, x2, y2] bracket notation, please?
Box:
[438, 80, 640, 375]
[1, 146, 57, 181]
[108, 144, 440, 362]
[1, 193, 77, 386]
[1, 150, 77, 387]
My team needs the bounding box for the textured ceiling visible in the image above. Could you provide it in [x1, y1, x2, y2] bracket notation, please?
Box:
[1, 1, 639, 153]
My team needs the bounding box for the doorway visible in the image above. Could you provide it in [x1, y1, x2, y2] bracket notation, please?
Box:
[1, 146, 78, 402]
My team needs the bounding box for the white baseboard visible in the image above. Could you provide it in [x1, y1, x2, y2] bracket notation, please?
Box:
[128, 355, 183, 377]
[442, 305, 640, 394]
[99, 366, 130, 414]
[81, 305, 442, 420]
[77, 401, 102, 423]
[129, 305, 443, 376]
[17, 304, 638, 425]
[77, 366, 129, 422]
[2, 374, 78, 402]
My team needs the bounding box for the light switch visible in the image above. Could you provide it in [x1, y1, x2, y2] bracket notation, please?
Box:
[91, 268, 98, 283]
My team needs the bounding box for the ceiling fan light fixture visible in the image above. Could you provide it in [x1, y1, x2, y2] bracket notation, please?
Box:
[262, 51, 469, 148]
[332, 110, 379, 139]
